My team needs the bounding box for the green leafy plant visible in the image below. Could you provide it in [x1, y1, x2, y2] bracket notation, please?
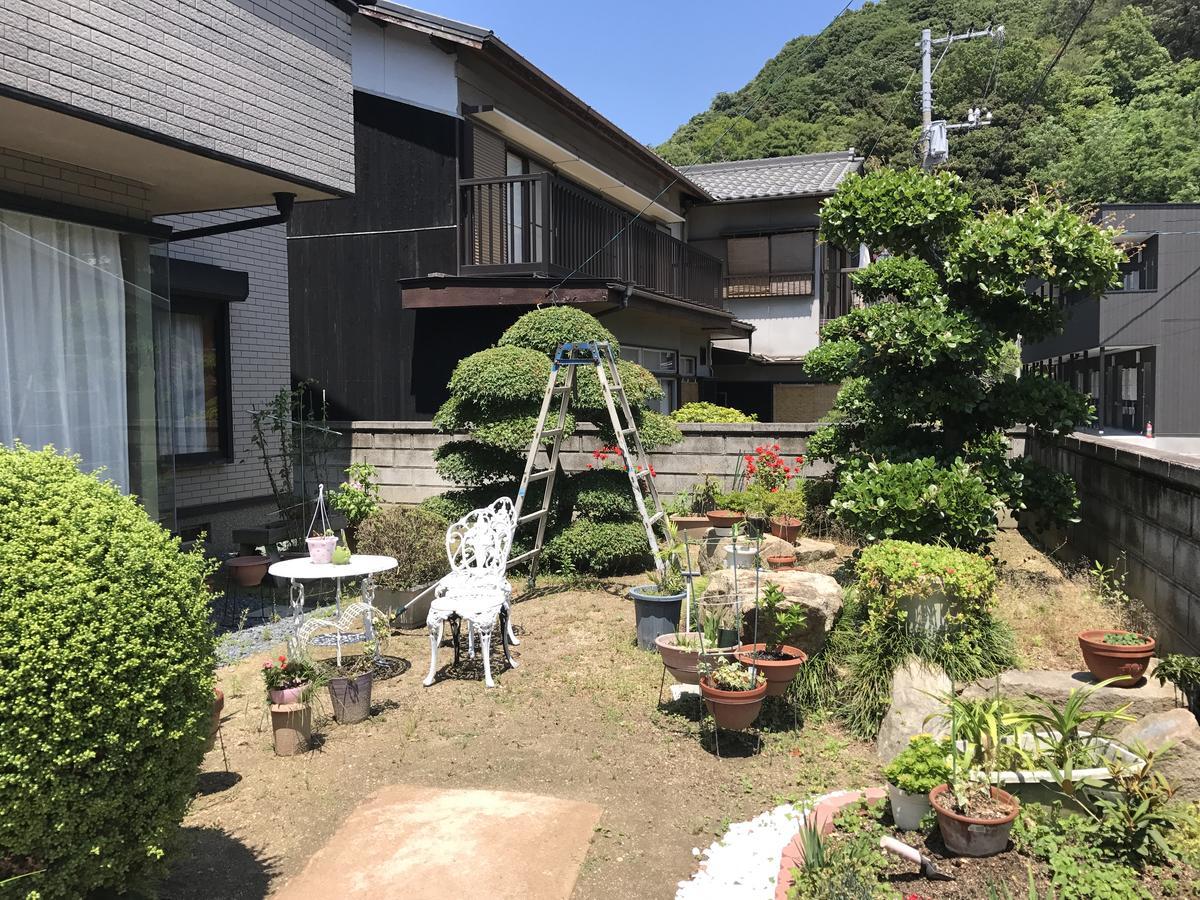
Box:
[261, 653, 319, 692]
[786, 802, 892, 900]
[751, 582, 807, 658]
[1009, 677, 1136, 775]
[805, 169, 1122, 548]
[356, 506, 450, 590]
[766, 484, 807, 522]
[1102, 631, 1151, 646]
[542, 519, 652, 576]
[0, 445, 217, 899]
[701, 659, 764, 692]
[1153, 654, 1200, 693]
[644, 522, 686, 597]
[883, 733, 951, 795]
[670, 402, 757, 423]
[329, 462, 381, 526]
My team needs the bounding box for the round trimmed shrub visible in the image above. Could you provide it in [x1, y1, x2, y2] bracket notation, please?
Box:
[498, 306, 619, 357]
[357, 506, 449, 590]
[570, 468, 637, 521]
[447, 346, 550, 411]
[670, 402, 757, 423]
[0, 445, 216, 898]
[542, 519, 651, 575]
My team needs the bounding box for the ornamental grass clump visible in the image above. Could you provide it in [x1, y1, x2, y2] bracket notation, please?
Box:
[0, 445, 217, 899]
[807, 168, 1124, 549]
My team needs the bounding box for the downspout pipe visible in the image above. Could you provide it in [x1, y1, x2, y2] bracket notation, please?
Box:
[159, 192, 295, 243]
[594, 282, 633, 319]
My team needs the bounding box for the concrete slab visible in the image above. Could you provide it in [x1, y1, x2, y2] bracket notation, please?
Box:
[273, 785, 602, 900]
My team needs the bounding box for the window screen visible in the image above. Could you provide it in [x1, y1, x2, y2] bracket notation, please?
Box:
[726, 236, 769, 275]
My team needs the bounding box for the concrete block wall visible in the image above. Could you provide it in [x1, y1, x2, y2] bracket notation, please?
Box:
[349, 421, 826, 507]
[1027, 431, 1200, 654]
[1, 0, 354, 193]
[0, 146, 151, 218]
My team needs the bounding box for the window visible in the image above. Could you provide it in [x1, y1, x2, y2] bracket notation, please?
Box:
[681, 355, 697, 377]
[1116, 237, 1158, 291]
[723, 231, 816, 297]
[156, 299, 230, 461]
[621, 345, 679, 413]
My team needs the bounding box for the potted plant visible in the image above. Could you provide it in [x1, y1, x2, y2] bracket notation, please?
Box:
[329, 462, 381, 550]
[225, 554, 270, 587]
[629, 525, 687, 651]
[261, 654, 317, 705]
[723, 522, 758, 569]
[765, 553, 795, 570]
[883, 733, 951, 830]
[306, 529, 338, 564]
[735, 581, 807, 696]
[670, 476, 720, 536]
[1153, 654, 1200, 725]
[323, 648, 375, 725]
[699, 659, 766, 730]
[357, 506, 451, 628]
[655, 631, 705, 685]
[768, 484, 806, 544]
[1079, 628, 1156, 686]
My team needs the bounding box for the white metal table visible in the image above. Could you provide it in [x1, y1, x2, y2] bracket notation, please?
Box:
[268, 554, 398, 666]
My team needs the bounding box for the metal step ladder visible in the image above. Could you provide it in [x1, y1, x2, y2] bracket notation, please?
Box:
[509, 341, 669, 585]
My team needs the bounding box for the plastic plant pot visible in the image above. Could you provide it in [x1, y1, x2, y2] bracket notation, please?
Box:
[628, 585, 685, 651]
[699, 676, 767, 730]
[930, 784, 1018, 857]
[306, 534, 338, 564]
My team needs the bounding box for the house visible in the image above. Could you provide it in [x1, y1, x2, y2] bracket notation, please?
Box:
[0, 0, 358, 548]
[683, 152, 865, 421]
[289, 2, 754, 421]
[1022, 204, 1200, 437]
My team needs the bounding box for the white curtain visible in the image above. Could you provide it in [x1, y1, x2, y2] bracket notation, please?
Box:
[155, 311, 208, 454]
[0, 210, 130, 490]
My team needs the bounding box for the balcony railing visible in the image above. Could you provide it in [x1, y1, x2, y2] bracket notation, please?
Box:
[723, 272, 814, 299]
[460, 172, 723, 308]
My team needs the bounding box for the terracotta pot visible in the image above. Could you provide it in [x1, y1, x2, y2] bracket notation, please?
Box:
[306, 535, 338, 564]
[1079, 629, 1156, 686]
[270, 703, 311, 757]
[205, 687, 224, 752]
[766, 554, 795, 571]
[734, 643, 807, 696]
[930, 784, 1018, 857]
[226, 555, 270, 587]
[328, 672, 373, 725]
[670, 514, 710, 538]
[267, 681, 310, 705]
[706, 509, 745, 530]
[770, 516, 802, 544]
[654, 633, 726, 685]
[699, 676, 766, 730]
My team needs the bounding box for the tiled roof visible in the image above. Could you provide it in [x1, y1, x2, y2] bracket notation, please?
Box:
[683, 151, 863, 201]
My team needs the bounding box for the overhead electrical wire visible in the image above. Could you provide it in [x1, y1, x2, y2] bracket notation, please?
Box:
[543, 0, 860, 301]
[1013, 0, 1097, 119]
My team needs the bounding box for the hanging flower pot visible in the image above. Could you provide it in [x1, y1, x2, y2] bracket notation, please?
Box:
[306, 534, 337, 564]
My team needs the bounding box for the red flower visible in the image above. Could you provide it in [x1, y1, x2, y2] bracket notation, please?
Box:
[649, 465, 657, 477]
[772, 444, 780, 452]
[278, 655, 286, 663]
[795, 456, 804, 463]
[585, 463, 593, 469]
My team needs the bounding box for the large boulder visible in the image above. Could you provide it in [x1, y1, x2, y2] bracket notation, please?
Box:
[1115, 708, 1200, 801]
[701, 567, 842, 657]
[793, 538, 837, 565]
[876, 658, 952, 763]
[961, 666, 1178, 730]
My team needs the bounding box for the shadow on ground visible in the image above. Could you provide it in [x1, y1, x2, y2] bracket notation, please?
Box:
[160, 826, 278, 900]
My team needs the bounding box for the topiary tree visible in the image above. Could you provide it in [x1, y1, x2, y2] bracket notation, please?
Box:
[430, 306, 682, 574]
[806, 168, 1124, 548]
[0, 445, 217, 899]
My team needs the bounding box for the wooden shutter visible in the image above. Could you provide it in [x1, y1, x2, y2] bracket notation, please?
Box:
[726, 236, 768, 275]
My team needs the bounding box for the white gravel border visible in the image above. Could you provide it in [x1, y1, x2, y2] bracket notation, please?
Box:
[676, 791, 853, 900]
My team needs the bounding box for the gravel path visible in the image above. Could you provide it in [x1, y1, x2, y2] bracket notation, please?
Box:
[214, 604, 337, 666]
[676, 792, 845, 900]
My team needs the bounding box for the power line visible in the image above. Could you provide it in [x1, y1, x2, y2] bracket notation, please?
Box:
[861, 61, 921, 162]
[1015, 0, 1097, 115]
[544, 0, 860, 301]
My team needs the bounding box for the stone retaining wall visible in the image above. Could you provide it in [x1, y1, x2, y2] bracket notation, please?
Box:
[1026, 431, 1200, 654]
[349, 421, 828, 506]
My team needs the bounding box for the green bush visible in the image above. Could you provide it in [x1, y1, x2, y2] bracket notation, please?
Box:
[831, 458, 999, 549]
[855, 540, 998, 616]
[670, 402, 757, 423]
[570, 468, 637, 522]
[357, 506, 450, 590]
[542, 519, 651, 575]
[497, 305, 618, 357]
[0, 445, 216, 898]
[446, 345, 550, 412]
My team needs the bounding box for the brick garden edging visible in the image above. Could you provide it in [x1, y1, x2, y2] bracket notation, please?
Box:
[775, 787, 887, 900]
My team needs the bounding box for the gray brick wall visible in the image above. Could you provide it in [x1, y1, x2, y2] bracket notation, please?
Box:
[1, 0, 354, 193]
[160, 209, 290, 530]
[0, 146, 150, 218]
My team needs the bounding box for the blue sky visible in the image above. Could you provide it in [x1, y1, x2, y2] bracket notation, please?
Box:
[409, 1, 863, 146]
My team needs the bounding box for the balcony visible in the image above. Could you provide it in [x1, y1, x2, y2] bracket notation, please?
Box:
[723, 272, 814, 299]
[459, 173, 723, 308]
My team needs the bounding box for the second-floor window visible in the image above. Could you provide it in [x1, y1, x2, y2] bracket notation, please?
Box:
[1115, 237, 1158, 292]
[723, 231, 816, 298]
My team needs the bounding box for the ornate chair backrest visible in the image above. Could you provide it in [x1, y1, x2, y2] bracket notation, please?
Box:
[445, 496, 515, 577]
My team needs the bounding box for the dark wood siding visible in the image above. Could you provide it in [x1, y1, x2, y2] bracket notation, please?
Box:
[288, 93, 460, 419]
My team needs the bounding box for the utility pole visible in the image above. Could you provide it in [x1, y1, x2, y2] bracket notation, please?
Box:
[918, 24, 1005, 169]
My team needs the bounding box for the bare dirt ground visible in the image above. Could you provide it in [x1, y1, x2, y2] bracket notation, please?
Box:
[166, 576, 879, 900]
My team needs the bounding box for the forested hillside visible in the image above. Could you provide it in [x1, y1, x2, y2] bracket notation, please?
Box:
[658, 0, 1199, 205]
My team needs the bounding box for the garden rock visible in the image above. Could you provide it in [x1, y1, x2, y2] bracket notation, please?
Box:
[699, 534, 794, 574]
[876, 658, 951, 763]
[961, 666, 1177, 728]
[703, 568, 842, 657]
[793, 538, 836, 564]
[1115, 709, 1200, 800]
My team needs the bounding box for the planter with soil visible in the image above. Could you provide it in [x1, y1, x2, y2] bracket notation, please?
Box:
[655, 632, 729, 685]
[733, 643, 807, 696]
[226, 555, 270, 588]
[765, 554, 795, 571]
[328, 672, 373, 725]
[628, 585, 686, 651]
[1079, 629, 1156, 686]
[270, 702, 311, 757]
[769, 516, 802, 544]
[670, 514, 711, 539]
[929, 783, 1019, 857]
[706, 509, 744, 533]
[699, 676, 767, 730]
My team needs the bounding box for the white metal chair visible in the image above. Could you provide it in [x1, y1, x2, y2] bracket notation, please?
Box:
[423, 497, 519, 688]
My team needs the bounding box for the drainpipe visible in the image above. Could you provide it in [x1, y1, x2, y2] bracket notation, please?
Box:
[159, 192, 295, 243]
[594, 282, 633, 319]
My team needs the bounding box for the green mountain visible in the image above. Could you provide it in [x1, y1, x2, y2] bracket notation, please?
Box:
[658, 0, 1199, 206]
